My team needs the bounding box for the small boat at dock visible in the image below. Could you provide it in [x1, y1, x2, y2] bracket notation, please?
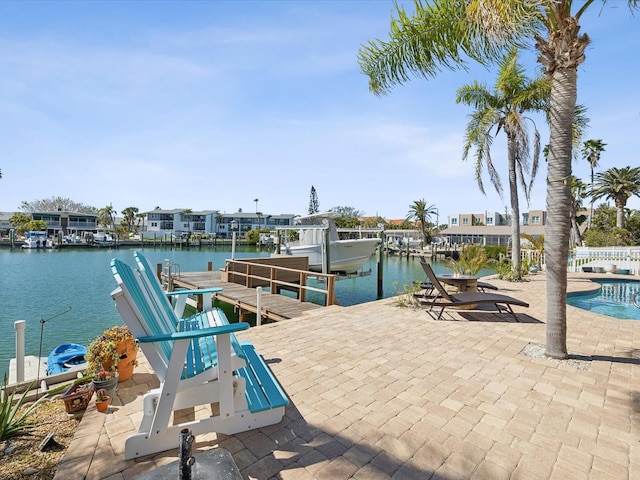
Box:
[46, 343, 87, 376]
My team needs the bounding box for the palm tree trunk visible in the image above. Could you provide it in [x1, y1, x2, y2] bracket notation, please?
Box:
[615, 200, 625, 229]
[588, 167, 594, 230]
[545, 67, 576, 360]
[507, 135, 522, 279]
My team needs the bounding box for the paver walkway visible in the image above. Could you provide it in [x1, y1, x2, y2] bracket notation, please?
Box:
[54, 273, 639, 479]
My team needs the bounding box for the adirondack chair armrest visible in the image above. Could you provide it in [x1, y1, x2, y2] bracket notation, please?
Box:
[137, 322, 249, 343]
[165, 287, 223, 297]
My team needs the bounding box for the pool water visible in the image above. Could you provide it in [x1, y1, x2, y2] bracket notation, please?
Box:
[567, 279, 640, 320]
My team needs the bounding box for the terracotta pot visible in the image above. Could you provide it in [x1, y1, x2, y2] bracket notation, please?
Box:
[101, 338, 138, 382]
[96, 397, 111, 413]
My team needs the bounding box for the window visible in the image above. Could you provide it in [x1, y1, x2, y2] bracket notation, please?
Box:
[487, 217, 493, 225]
[451, 218, 458, 225]
[462, 218, 469, 225]
[532, 215, 540, 224]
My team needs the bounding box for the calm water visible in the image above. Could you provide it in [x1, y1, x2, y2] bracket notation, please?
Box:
[567, 279, 640, 320]
[0, 246, 479, 378]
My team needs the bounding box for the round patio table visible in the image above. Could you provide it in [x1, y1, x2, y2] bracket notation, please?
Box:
[436, 274, 478, 293]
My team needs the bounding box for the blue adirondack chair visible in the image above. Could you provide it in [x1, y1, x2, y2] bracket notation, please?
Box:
[110, 256, 288, 459]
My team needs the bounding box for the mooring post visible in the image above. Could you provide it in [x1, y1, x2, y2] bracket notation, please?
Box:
[256, 286, 262, 326]
[14, 320, 26, 383]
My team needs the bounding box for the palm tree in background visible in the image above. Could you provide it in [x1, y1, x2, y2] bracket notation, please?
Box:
[581, 139, 606, 229]
[570, 177, 588, 246]
[407, 199, 437, 247]
[98, 204, 117, 231]
[457, 48, 548, 280]
[590, 166, 640, 229]
[359, 0, 639, 359]
[183, 209, 193, 235]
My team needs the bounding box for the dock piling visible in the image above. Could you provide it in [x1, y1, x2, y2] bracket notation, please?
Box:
[14, 320, 26, 383]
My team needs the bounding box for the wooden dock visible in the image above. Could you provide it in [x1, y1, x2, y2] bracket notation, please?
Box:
[171, 270, 325, 322]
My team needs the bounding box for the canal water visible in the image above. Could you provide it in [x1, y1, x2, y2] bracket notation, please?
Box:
[0, 246, 486, 378]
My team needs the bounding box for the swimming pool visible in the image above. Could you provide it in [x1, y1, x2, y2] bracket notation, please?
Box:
[567, 279, 640, 320]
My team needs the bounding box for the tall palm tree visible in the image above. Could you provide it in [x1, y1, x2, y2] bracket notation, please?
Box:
[581, 139, 606, 229]
[407, 199, 437, 247]
[457, 48, 548, 280]
[358, 0, 639, 359]
[590, 166, 640, 229]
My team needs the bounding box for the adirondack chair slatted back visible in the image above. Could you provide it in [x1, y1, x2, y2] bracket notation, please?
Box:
[422, 262, 455, 302]
[134, 251, 182, 326]
[111, 258, 175, 371]
[112, 258, 218, 380]
[134, 251, 245, 366]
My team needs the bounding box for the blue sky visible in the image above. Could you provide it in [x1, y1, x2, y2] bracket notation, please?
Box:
[0, 1, 638, 223]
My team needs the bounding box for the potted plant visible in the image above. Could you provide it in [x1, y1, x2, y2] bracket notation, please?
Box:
[85, 325, 138, 382]
[95, 388, 111, 413]
[92, 370, 118, 398]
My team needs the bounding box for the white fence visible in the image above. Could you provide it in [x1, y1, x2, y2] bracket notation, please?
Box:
[569, 247, 640, 275]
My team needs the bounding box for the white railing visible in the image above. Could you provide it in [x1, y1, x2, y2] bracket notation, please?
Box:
[570, 247, 640, 274]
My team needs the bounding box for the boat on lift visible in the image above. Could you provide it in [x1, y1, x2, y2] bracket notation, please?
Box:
[22, 231, 54, 249]
[276, 213, 381, 274]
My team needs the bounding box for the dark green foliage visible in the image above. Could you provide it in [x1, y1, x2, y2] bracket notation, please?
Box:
[0, 376, 42, 440]
[484, 245, 507, 260]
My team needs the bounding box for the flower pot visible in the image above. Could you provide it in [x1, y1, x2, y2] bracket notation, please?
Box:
[115, 338, 138, 382]
[96, 397, 111, 413]
[100, 338, 138, 382]
[92, 372, 118, 398]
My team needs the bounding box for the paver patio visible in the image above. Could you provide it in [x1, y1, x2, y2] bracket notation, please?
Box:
[54, 273, 639, 479]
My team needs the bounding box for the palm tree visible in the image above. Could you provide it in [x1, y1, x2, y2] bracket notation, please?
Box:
[135, 212, 146, 235]
[97, 204, 116, 231]
[457, 48, 548, 280]
[569, 177, 588, 246]
[407, 199, 437, 247]
[590, 166, 640, 229]
[520, 233, 544, 271]
[358, 0, 639, 359]
[581, 139, 606, 229]
[183, 209, 192, 235]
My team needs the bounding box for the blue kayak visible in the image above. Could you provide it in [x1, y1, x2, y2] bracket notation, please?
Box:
[47, 343, 88, 376]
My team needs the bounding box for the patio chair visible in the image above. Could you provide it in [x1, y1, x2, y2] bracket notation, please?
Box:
[421, 262, 529, 322]
[110, 257, 288, 459]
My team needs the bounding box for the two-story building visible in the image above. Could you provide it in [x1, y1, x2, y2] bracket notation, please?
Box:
[145, 208, 296, 238]
[442, 209, 546, 246]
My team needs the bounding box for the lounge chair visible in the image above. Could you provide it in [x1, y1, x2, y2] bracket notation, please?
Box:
[421, 262, 529, 322]
[418, 256, 498, 293]
[110, 257, 288, 459]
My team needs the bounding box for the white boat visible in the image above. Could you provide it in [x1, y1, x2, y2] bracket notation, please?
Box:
[277, 213, 381, 274]
[22, 231, 54, 249]
[93, 229, 114, 245]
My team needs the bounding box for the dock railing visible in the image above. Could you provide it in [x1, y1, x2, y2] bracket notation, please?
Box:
[223, 258, 337, 306]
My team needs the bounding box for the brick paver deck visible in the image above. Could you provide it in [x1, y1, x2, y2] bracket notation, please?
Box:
[54, 273, 639, 479]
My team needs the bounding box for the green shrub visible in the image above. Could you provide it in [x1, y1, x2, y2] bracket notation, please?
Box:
[0, 375, 43, 440]
[392, 281, 421, 308]
[484, 245, 507, 260]
[445, 245, 495, 276]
